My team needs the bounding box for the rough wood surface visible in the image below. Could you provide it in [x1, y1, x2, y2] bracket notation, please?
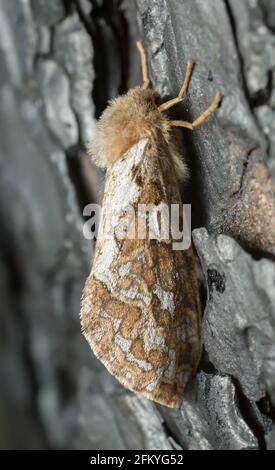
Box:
[0, 0, 275, 450]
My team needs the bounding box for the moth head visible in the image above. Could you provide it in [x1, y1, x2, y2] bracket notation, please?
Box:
[130, 87, 159, 110]
[89, 87, 165, 169]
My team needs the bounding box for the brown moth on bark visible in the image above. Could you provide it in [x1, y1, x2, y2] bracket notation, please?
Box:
[81, 42, 222, 408]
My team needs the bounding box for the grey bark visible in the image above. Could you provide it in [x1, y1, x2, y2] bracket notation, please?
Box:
[0, 0, 275, 450]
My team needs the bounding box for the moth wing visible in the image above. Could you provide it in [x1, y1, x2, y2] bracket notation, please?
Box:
[81, 138, 201, 408]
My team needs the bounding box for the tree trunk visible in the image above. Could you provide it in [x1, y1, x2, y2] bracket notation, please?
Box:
[0, 0, 275, 450]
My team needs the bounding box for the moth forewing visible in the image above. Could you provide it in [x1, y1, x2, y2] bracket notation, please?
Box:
[81, 137, 202, 408]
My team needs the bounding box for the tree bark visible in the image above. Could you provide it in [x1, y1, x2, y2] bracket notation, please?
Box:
[0, 0, 275, 450]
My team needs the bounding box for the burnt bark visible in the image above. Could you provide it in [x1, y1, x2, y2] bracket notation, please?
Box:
[0, 0, 275, 450]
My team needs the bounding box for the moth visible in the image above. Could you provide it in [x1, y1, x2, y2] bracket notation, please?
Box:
[81, 42, 222, 408]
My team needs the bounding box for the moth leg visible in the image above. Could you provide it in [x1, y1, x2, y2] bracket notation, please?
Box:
[158, 61, 194, 112]
[136, 41, 151, 89]
[169, 93, 222, 130]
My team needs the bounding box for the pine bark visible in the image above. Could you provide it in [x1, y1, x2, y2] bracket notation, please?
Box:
[0, 0, 275, 450]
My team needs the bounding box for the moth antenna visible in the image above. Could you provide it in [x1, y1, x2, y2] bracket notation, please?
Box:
[169, 93, 223, 130]
[158, 61, 194, 112]
[136, 40, 151, 89]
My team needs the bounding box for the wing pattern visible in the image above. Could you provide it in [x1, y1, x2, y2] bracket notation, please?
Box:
[81, 138, 201, 408]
